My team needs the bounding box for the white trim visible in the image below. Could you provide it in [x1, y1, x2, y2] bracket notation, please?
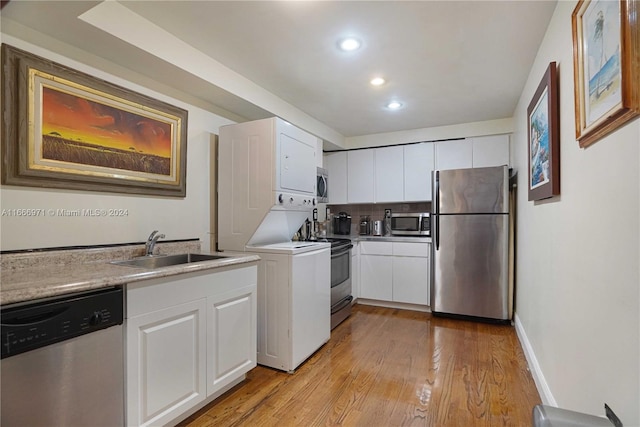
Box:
[514, 313, 557, 406]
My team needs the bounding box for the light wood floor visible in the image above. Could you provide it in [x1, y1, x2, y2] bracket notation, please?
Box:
[180, 304, 540, 427]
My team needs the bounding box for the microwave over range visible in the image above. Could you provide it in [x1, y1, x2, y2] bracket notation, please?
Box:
[390, 212, 430, 236]
[317, 167, 328, 203]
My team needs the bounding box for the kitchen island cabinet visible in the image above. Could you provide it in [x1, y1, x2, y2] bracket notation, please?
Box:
[359, 241, 430, 308]
[126, 265, 257, 427]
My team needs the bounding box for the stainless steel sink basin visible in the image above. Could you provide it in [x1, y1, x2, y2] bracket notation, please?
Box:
[111, 253, 227, 269]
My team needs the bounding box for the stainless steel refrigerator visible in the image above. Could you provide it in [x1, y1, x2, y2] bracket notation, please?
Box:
[430, 166, 511, 321]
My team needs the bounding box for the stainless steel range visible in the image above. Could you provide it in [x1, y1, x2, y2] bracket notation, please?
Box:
[325, 238, 353, 329]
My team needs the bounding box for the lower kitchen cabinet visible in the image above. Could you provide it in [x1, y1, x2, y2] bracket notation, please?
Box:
[126, 265, 257, 427]
[359, 241, 430, 306]
[127, 300, 207, 427]
[360, 253, 392, 300]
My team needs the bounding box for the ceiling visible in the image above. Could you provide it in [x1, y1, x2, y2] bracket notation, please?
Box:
[1, 1, 557, 144]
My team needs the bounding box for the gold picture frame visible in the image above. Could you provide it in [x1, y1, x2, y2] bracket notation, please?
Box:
[571, 0, 640, 148]
[1, 44, 188, 197]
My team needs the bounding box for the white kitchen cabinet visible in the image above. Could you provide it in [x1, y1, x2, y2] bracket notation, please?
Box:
[126, 265, 258, 427]
[316, 138, 324, 167]
[392, 257, 428, 305]
[360, 253, 393, 300]
[404, 142, 434, 201]
[471, 134, 510, 168]
[374, 146, 404, 203]
[207, 286, 257, 396]
[435, 139, 473, 170]
[126, 299, 207, 427]
[324, 151, 347, 204]
[347, 149, 374, 203]
[359, 241, 430, 306]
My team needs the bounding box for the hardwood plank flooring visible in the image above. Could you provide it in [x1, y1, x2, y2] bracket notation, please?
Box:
[179, 304, 540, 427]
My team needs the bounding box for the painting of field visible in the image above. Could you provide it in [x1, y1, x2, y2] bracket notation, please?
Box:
[42, 134, 170, 176]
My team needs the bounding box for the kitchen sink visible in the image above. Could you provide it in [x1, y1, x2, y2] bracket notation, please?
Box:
[111, 253, 227, 269]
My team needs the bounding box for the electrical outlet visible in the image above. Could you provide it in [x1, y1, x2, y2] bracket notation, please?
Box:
[605, 403, 623, 427]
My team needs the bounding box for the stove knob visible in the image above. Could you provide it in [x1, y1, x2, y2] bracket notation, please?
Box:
[89, 311, 103, 326]
[278, 194, 284, 204]
[289, 197, 294, 204]
[312, 198, 317, 206]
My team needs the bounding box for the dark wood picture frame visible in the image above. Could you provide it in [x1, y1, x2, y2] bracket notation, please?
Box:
[1, 44, 188, 197]
[571, 0, 640, 148]
[527, 62, 560, 201]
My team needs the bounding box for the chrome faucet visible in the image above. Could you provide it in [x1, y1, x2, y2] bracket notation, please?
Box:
[145, 230, 165, 256]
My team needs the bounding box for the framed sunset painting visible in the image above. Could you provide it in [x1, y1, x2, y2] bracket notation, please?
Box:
[1, 44, 188, 197]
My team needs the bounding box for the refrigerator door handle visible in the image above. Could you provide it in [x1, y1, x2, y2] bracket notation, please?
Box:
[435, 214, 439, 250]
[434, 170, 440, 250]
[434, 170, 440, 215]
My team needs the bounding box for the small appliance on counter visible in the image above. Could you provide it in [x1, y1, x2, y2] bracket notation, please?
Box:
[373, 220, 384, 236]
[390, 212, 430, 236]
[334, 212, 351, 235]
[359, 215, 371, 235]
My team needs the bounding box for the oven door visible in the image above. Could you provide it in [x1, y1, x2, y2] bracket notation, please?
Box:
[330, 244, 352, 306]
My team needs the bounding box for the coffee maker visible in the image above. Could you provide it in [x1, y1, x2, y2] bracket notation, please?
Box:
[333, 212, 351, 235]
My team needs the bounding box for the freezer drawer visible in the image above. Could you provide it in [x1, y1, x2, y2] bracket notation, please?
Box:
[431, 214, 509, 320]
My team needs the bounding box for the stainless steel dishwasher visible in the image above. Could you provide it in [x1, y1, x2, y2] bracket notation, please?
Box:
[1, 287, 124, 426]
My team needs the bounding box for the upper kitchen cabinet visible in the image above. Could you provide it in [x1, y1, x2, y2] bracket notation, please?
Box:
[347, 150, 374, 203]
[324, 151, 348, 204]
[435, 135, 510, 171]
[435, 139, 473, 170]
[316, 138, 324, 168]
[404, 142, 434, 201]
[374, 146, 404, 203]
[471, 134, 510, 168]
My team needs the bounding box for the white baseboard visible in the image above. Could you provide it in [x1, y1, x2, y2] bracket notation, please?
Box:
[514, 313, 557, 406]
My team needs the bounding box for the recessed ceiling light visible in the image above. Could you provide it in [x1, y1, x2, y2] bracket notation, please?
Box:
[370, 77, 386, 86]
[387, 101, 403, 110]
[338, 37, 361, 51]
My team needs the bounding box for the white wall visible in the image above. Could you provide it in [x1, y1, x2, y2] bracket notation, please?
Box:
[512, 2, 639, 424]
[0, 35, 235, 251]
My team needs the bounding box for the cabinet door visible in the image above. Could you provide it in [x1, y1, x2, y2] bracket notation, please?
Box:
[324, 151, 347, 204]
[404, 142, 434, 201]
[471, 134, 510, 167]
[347, 149, 374, 203]
[392, 257, 428, 305]
[374, 146, 404, 203]
[127, 299, 207, 427]
[435, 140, 473, 171]
[359, 255, 392, 300]
[207, 286, 257, 396]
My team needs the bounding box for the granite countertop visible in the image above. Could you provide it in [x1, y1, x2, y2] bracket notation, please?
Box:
[0, 241, 259, 305]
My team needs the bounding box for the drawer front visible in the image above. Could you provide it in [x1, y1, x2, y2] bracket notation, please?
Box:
[392, 242, 429, 257]
[359, 241, 393, 255]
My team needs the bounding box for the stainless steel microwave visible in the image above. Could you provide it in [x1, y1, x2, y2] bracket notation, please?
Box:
[390, 212, 430, 236]
[317, 167, 328, 203]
